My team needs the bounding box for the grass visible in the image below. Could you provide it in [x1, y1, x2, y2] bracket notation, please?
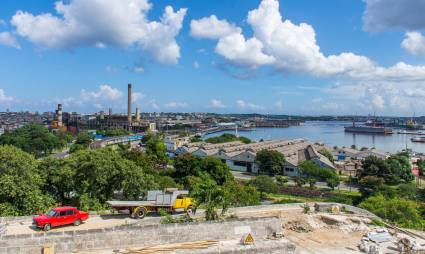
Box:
[269, 188, 360, 206]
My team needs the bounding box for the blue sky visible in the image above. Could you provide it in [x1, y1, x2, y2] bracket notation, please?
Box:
[1, 0, 425, 115]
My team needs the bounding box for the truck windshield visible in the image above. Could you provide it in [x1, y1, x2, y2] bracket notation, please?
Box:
[46, 210, 57, 217]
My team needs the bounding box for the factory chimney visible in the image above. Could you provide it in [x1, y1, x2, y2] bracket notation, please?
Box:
[136, 107, 141, 122]
[57, 104, 63, 128]
[108, 107, 112, 116]
[127, 84, 132, 130]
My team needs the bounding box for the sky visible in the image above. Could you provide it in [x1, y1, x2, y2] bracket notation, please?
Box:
[1, 0, 425, 116]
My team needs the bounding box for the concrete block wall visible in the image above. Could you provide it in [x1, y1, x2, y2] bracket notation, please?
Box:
[0, 216, 282, 254]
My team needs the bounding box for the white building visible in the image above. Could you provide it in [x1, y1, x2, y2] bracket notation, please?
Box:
[177, 138, 335, 176]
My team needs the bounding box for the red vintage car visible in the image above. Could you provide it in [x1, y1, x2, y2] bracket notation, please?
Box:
[33, 207, 89, 231]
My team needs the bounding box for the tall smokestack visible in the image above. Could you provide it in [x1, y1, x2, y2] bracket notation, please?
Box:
[127, 84, 132, 130]
[136, 107, 140, 122]
[108, 107, 112, 116]
[57, 104, 63, 128]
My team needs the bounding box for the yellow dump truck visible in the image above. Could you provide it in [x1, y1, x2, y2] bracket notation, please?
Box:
[107, 188, 193, 219]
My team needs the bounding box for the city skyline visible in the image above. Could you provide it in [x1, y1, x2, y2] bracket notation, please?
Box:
[0, 0, 425, 115]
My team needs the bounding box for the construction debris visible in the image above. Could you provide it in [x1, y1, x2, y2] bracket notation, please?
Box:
[119, 241, 219, 254]
[286, 220, 313, 233]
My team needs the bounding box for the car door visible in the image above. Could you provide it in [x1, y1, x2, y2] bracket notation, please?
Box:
[55, 211, 67, 226]
[65, 209, 76, 224]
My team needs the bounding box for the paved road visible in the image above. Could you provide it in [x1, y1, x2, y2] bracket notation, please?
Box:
[5, 204, 303, 236]
[231, 171, 359, 192]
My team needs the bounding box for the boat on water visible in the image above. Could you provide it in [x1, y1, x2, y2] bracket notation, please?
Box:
[397, 130, 425, 135]
[411, 136, 425, 143]
[344, 121, 393, 134]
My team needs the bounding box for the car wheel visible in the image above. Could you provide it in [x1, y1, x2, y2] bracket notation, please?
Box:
[73, 219, 81, 226]
[43, 224, 51, 231]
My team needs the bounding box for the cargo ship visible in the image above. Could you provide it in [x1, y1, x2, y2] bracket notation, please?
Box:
[344, 121, 393, 135]
[411, 136, 425, 143]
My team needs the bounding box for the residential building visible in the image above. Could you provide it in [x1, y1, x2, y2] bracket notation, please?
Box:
[177, 138, 335, 176]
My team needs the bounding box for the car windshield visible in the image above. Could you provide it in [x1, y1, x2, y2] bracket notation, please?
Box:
[46, 210, 57, 217]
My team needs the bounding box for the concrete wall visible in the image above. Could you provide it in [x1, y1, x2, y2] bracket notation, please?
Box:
[0, 216, 282, 254]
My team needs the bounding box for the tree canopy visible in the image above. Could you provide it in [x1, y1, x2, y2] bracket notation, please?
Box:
[205, 133, 251, 144]
[357, 155, 413, 184]
[0, 124, 65, 157]
[255, 149, 286, 175]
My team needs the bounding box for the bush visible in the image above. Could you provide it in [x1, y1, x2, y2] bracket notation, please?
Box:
[359, 195, 424, 230]
[248, 176, 278, 196]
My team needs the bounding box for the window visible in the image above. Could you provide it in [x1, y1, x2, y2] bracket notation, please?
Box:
[233, 161, 247, 167]
[66, 210, 75, 216]
[59, 211, 66, 216]
[285, 168, 294, 172]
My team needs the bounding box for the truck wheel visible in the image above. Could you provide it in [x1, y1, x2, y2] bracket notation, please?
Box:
[134, 207, 147, 219]
[186, 206, 193, 214]
[43, 224, 51, 231]
[74, 219, 81, 226]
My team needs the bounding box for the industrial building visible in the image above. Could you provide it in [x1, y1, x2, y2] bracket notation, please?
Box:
[176, 138, 335, 176]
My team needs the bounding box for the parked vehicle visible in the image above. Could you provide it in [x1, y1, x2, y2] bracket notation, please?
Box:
[33, 207, 89, 231]
[107, 188, 193, 219]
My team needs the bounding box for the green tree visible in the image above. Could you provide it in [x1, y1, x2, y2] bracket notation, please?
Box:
[255, 149, 286, 175]
[68, 148, 154, 209]
[248, 175, 278, 197]
[144, 132, 168, 164]
[222, 180, 261, 212]
[0, 124, 64, 157]
[357, 156, 394, 184]
[387, 154, 414, 183]
[205, 133, 251, 144]
[173, 154, 202, 180]
[359, 195, 424, 230]
[275, 175, 288, 186]
[75, 132, 92, 146]
[326, 175, 340, 190]
[0, 145, 55, 216]
[200, 157, 233, 185]
[38, 157, 75, 204]
[190, 173, 226, 220]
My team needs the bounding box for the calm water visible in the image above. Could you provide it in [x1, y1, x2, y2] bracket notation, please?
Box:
[203, 121, 425, 154]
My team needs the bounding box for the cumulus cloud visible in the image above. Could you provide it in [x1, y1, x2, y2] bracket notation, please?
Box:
[191, 0, 425, 81]
[209, 99, 226, 109]
[164, 101, 188, 109]
[236, 100, 264, 111]
[81, 85, 122, 101]
[11, 0, 187, 64]
[190, 15, 240, 39]
[402, 31, 425, 56]
[363, 0, 425, 32]
[0, 32, 20, 49]
[0, 89, 13, 103]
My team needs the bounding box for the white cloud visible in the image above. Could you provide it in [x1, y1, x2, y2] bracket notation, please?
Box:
[209, 99, 226, 109]
[363, 0, 425, 32]
[371, 95, 385, 109]
[146, 99, 159, 110]
[132, 92, 145, 102]
[274, 100, 283, 111]
[0, 89, 13, 103]
[190, 15, 241, 39]
[164, 101, 188, 109]
[81, 85, 122, 101]
[11, 0, 187, 64]
[132, 66, 145, 73]
[0, 32, 21, 49]
[193, 61, 200, 69]
[402, 31, 425, 56]
[0, 19, 6, 26]
[236, 99, 264, 111]
[192, 0, 425, 81]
